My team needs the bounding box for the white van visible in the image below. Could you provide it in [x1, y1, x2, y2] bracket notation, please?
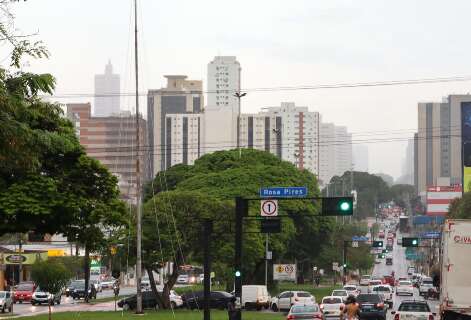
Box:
[241, 285, 270, 310]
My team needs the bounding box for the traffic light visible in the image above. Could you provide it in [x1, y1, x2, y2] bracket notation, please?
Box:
[402, 237, 419, 247]
[382, 249, 388, 254]
[377, 253, 385, 259]
[235, 270, 241, 277]
[372, 241, 383, 248]
[321, 197, 354, 216]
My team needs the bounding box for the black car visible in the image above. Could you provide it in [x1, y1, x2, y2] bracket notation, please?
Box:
[65, 280, 84, 297]
[70, 283, 95, 300]
[183, 291, 233, 310]
[118, 291, 160, 311]
[357, 294, 387, 320]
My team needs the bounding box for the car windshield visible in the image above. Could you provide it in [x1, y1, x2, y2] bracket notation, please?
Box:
[422, 280, 433, 285]
[322, 297, 342, 304]
[71, 281, 84, 287]
[297, 292, 311, 297]
[373, 287, 390, 292]
[370, 281, 381, 285]
[399, 281, 411, 286]
[357, 294, 381, 303]
[344, 286, 356, 290]
[332, 290, 347, 296]
[398, 303, 431, 312]
[292, 305, 319, 313]
[16, 284, 33, 291]
[361, 276, 371, 279]
[0, 292, 5, 298]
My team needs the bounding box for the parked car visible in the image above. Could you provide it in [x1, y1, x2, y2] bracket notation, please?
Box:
[372, 285, 393, 308]
[0, 291, 13, 313]
[65, 280, 84, 297]
[331, 289, 349, 302]
[13, 282, 35, 304]
[320, 296, 344, 318]
[176, 275, 189, 284]
[118, 289, 183, 310]
[418, 277, 434, 296]
[357, 293, 387, 320]
[183, 291, 233, 310]
[360, 275, 372, 286]
[396, 280, 414, 296]
[271, 291, 315, 312]
[31, 287, 62, 305]
[343, 285, 360, 297]
[392, 300, 436, 320]
[287, 304, 323, 320]
[241, 285, 270, 310]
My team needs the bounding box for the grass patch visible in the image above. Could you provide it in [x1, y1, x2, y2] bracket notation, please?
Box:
[15, 310, 284, 320]
[88, 295, 130, 305]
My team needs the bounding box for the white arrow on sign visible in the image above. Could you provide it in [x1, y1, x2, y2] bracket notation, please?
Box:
[261, 200, 278, 217]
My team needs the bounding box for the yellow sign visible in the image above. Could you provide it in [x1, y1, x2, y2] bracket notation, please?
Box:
[2, 252, 47, 265]
[47, 249, 65, 257]
[110, 246, 117, 256]
[464, 167, 471, 193]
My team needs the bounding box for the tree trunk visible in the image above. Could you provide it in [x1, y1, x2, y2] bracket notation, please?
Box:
[146, 265, 166, 309]
[48, 300, 51, 320]
[84, 243, 90, 303]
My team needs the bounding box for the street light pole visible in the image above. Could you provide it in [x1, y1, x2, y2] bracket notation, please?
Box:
[234, 92, 247, 152]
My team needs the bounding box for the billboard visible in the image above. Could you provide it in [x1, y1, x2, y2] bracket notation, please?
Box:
[273, 264, 296, 281]
[462, 102, 471, 192]
[426, 185, 462, 216]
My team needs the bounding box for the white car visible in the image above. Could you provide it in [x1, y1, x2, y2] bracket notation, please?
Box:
[271, 291, 315, 311]
[392, 300, 436, 320]
[343, 285, 359, 297]
[372, 285, 393, 308]
[90, 279, 102, 292]
[320, 296, 344, 317]
[368, 280, 382, 293]
[176, 275, 189, 284]
[101, 278, 116, 290]
[360, 275, 372, 286]
[396, 280, 414, 296]
[418, 277, 434, 296]
[331, 289, 348, 302]
[242, 285, 270, 310]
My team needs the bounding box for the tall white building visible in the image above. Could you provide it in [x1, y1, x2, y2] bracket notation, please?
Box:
[353, 144, 369, 172]
[94, 61, 120, 117]
[319, 123, 353, 186]
[203, 56, 241, 154]
[239, 102, 320, 175]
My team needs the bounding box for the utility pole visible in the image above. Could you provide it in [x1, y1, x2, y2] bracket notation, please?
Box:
[133, 0, 143, 314]
[18, 234, 22, 284]
[234, 92, 247, 152]
[203, 220, 213, 320]
[264, 234, 268, 287]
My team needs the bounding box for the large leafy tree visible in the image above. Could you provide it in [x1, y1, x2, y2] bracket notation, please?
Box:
[449, 191, 471, 219]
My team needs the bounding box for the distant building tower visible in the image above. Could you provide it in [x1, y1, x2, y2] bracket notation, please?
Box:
[94, 60, 120, 117]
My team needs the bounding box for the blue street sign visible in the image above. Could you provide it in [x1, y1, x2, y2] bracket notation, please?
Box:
[260, 187, 308, 198]
[352, 236, 369, 242]
[420, 231, 441, 239]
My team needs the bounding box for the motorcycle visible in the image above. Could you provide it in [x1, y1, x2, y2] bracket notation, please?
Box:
[425, 287, 439, 300]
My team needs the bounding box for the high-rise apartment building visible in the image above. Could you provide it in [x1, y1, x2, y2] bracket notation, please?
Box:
[94, 61, 120, 117]
[203, 56, 241, 154]
[319, 123, 353, 186]
[416, 94, 470, 193]
[66, 103, 146, 203]
[239, 102, 320, 175]
[353, 144, 369, 172]
[147, 75, 203, 177]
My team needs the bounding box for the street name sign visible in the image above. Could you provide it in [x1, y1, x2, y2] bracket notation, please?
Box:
[260, 187, 307, 198]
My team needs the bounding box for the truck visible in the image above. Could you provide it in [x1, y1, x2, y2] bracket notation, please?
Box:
[440, 219, 471, 320]
[399, 216, 409, 233]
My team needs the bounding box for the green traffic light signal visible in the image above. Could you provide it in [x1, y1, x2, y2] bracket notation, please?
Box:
[321, 197, 354, 216]
[235, 270, 241, 277]
[372, 241, 383, 248]
[340, 201, 351, 211]
[402, 237, 419, 247]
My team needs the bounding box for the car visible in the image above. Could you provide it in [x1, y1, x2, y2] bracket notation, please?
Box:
[407, 266, 415, 276]
[183, 291, 233, 310]
[320, 296, 344, 318]
[397, 238, 402, 245]
[287, 304, 323, 320]
[396, 280, 414, 296]
[372, 285, 393, 308]
[386, 245, 393, 252]
[395, 277, 408, 286]
[13, 282, 35, 304]
[100, 277, 116, 290]
[386, 257, 393, 265]
[90, 279, 102, 292]
[343, 285, 359, 297]
[118, 289, 183, 310]
[0, 291, 13, 313]
[391, 300, 436, 320]
[367, 280, 382, 293]
[379, 231, 385, 238]
[418, 277, 434, 296]
[271, 291, 315, 311]
[141, 277, 150, 290]
[360, 275, 371, 286]
[176, 275, 189, 284]
[241, 285, 270, 310]
[382, 275, 395, 287]
[70, 282, 95, 300]
[65, 280, 84, 297]
[357, 293, 387, 320]
[331, 289, 349, 302]
[31, 287, 62, 306]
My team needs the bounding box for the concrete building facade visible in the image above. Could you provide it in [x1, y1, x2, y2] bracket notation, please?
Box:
[94, 61, 120, 117]
[66, 103, 146, 203]
[416, 94, 470, 193]
[147, 75, 203, 177]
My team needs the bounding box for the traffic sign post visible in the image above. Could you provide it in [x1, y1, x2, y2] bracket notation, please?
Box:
[260, 200, 278, 217]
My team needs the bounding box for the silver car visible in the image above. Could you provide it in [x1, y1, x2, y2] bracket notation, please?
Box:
[0, 291, 12, 313]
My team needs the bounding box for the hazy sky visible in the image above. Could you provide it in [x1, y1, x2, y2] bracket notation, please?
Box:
[7, 0, 471, 179]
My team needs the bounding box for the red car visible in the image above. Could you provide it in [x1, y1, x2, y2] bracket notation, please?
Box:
[383, 275, 395, 287]
[378, 231, 385, 239]
[14, 282, 35, 303]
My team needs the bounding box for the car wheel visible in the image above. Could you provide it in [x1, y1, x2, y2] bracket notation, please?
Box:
[19, 301, 22, 304]
[31, 302, 35, 306]
[272, 304, 278, 312]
